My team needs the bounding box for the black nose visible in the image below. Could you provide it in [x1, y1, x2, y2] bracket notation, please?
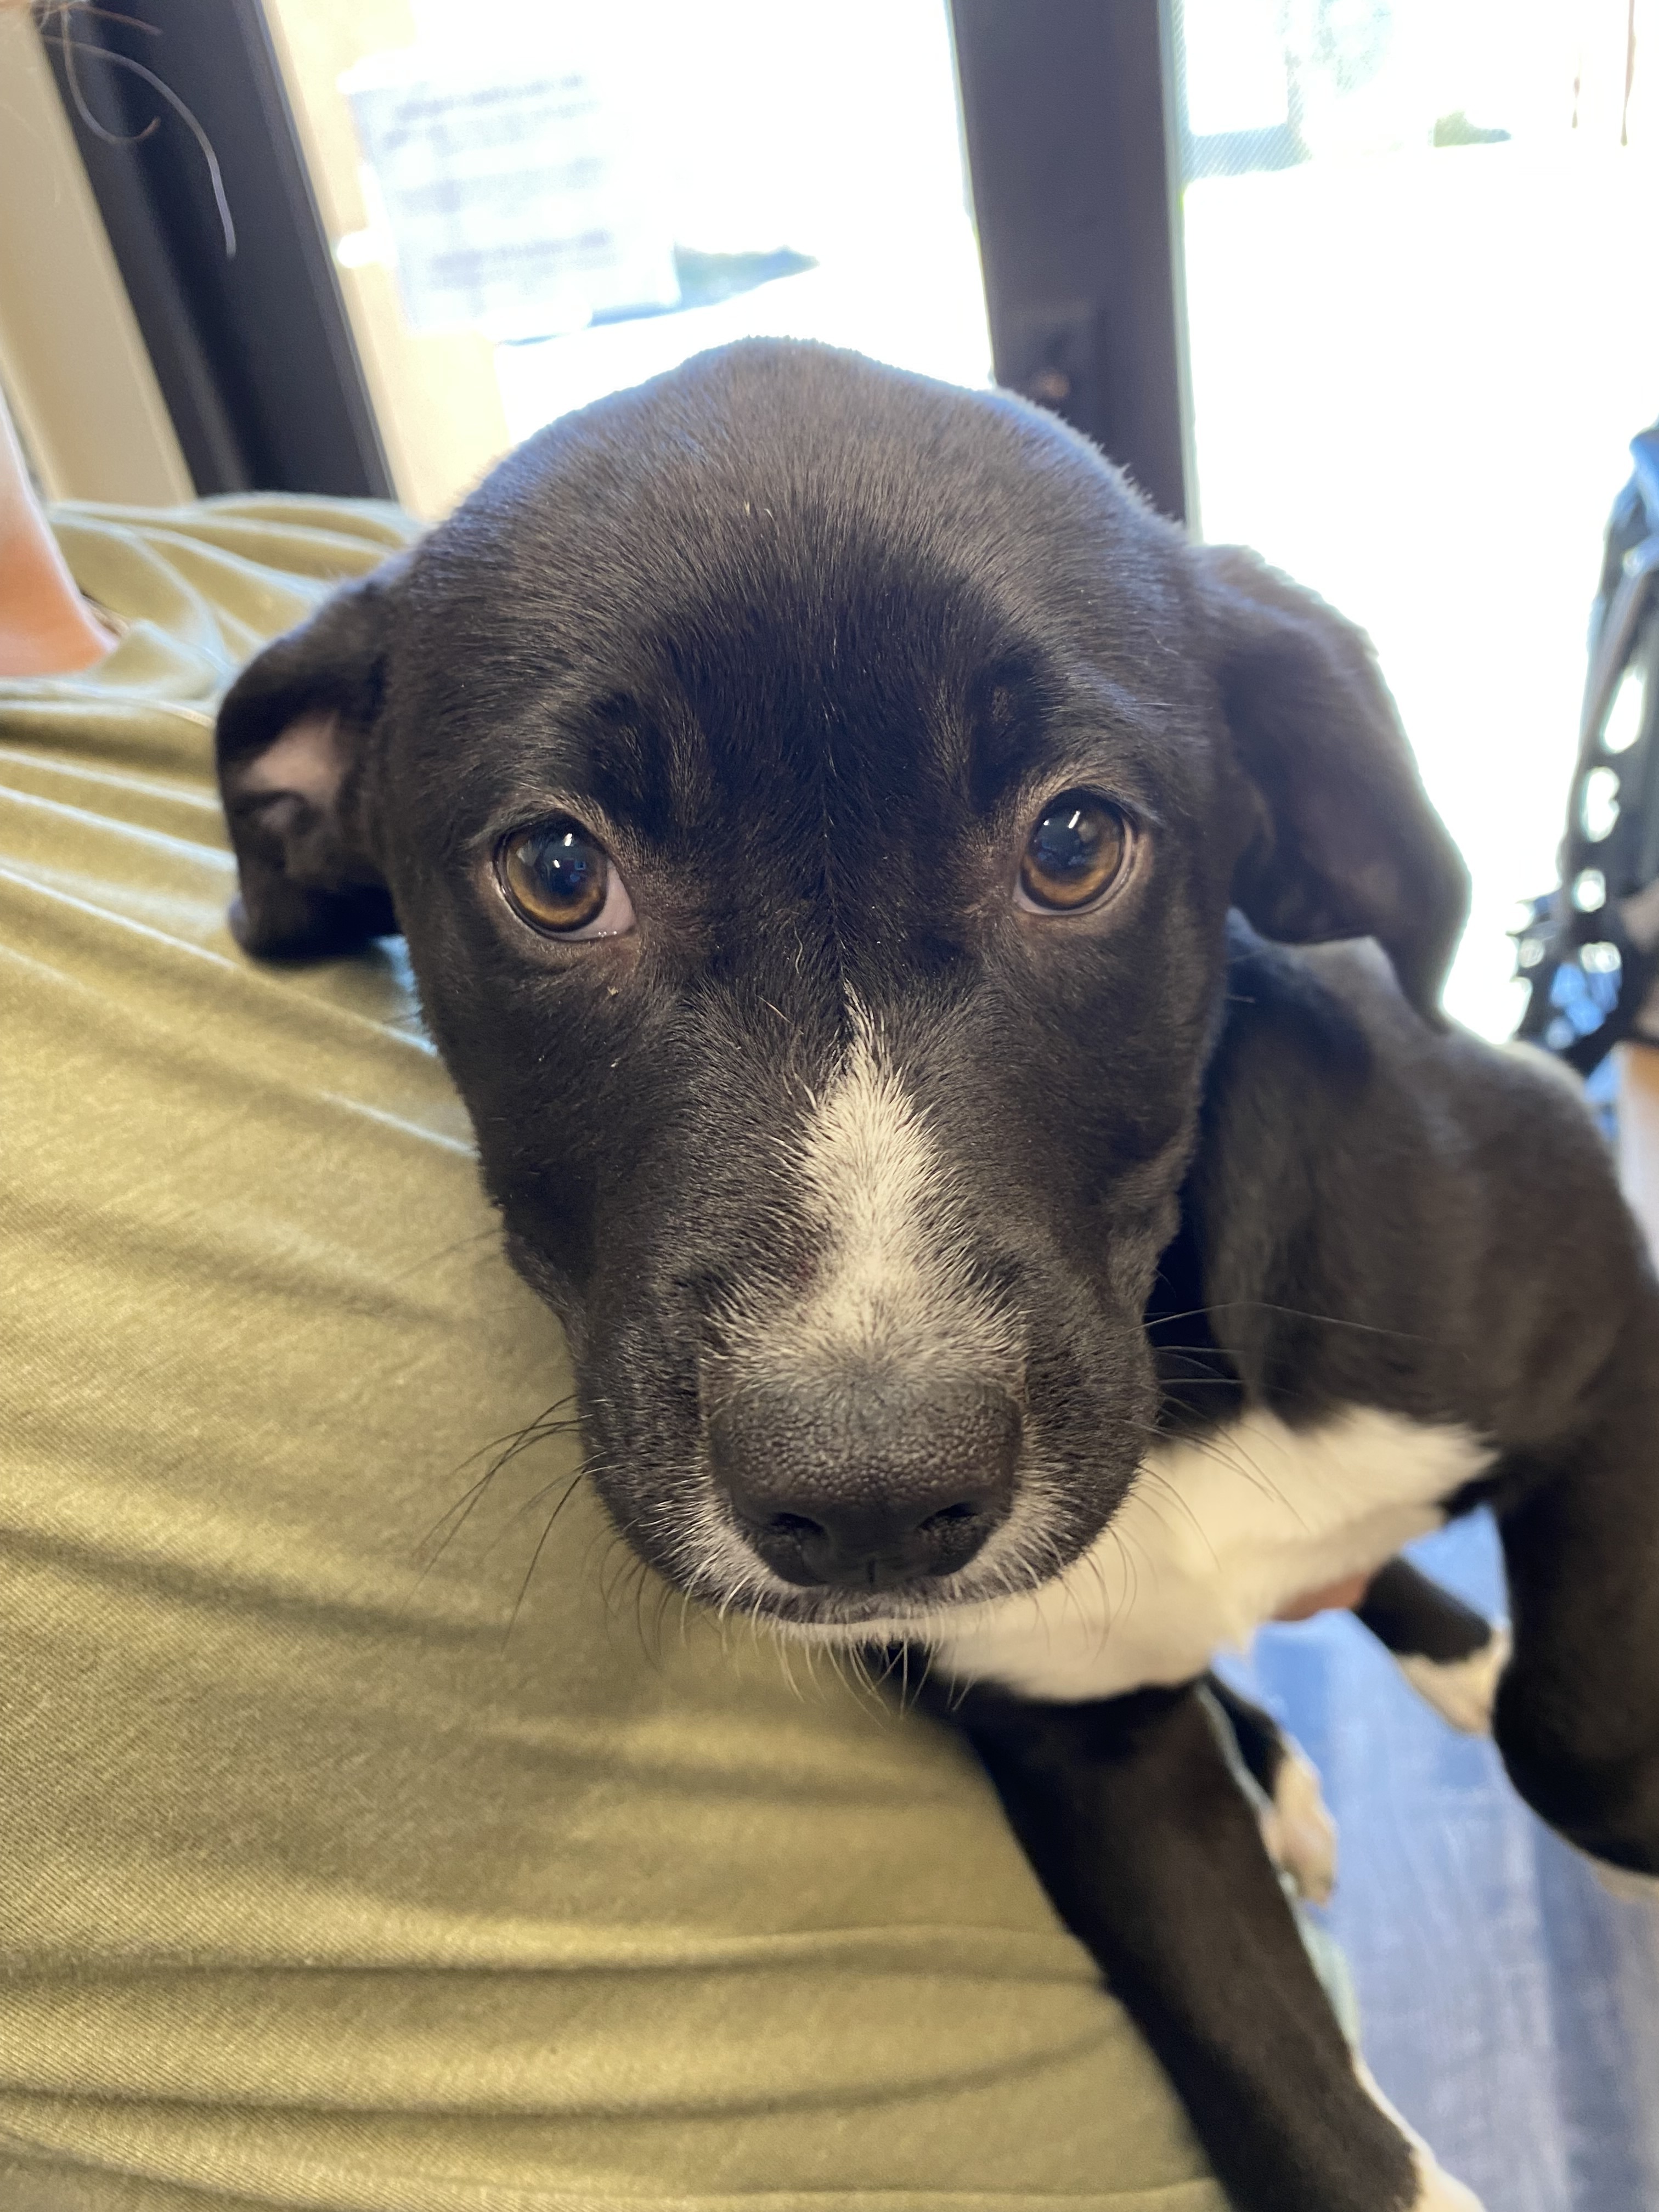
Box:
[707, 1371, 1020, 1592]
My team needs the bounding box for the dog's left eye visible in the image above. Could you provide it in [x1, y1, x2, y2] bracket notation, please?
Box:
[1017, 792, 1133, 913]
[497, 818, 635, 938]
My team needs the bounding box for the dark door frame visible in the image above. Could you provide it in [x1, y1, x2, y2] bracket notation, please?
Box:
[41, 0, 392, 499]
[949, 0, 1194, 525]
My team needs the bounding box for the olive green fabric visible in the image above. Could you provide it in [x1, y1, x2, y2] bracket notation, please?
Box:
[0, 498, 1228, 2212]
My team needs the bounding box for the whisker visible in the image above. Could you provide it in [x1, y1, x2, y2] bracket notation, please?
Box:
[1135, 1465, 1220, 1567]
[398, 1410, 584, 1622]
[475, 1453, 611, 1562]
[1127, 1413, 1295, 1516]
[1150, 1295, 1447, 1350]
[500, 1471, 586, 1649]
[386, 1223, 502, 1285]
[651, 1575, 676, 1660]
[632, 1548, 658, 1666]
[421, 1397, 580, 1528]
[1110, 1525, 1138, 1626]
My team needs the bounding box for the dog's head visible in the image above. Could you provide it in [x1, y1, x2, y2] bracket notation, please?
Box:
[217, 340, 1465, 1636]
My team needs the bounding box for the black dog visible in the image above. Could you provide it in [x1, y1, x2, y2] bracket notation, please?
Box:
[216, 340, 1659, 2212]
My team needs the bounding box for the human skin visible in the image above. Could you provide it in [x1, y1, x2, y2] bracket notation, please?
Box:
[0, 389, 118, 677]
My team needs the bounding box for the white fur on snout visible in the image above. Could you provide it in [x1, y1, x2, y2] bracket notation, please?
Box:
[779, 1008, 1018, 1384]
[674, 1006, 1026, 1609]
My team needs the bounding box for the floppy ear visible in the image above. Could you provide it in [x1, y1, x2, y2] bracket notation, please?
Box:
[215, 555, 411, 958]
[1199, 545, 1469, 1024]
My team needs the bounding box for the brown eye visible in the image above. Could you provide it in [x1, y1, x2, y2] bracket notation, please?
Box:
[498, 819, 633, 936]
[1018, 792, 1131, 912]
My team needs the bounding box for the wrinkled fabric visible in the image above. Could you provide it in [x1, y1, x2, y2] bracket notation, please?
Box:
[0, 498, 1226, 2212]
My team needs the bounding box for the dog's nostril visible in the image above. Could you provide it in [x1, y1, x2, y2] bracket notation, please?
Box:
[919, 1501, 978, 1531]
[768, 1511, 826, 1539]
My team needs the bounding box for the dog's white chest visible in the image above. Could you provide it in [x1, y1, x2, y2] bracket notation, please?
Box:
[929, 1405, 1492, 1702]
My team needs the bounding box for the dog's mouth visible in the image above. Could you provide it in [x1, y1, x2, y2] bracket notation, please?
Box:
[634, 1447, 1110, 1645]
[577, 1281, 1152, 1645]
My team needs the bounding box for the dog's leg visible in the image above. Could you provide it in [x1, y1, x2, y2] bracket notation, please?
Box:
[1355, 1559, 1510, 1736]
[944, 1679, 1482, 2212]
[1206, 1673, 1338, 1905]
[1492, 1325, 1659, 1876]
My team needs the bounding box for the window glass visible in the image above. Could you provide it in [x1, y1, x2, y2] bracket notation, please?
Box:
[1173, 0, 1658, 1037]
[265, 0, 990, 520]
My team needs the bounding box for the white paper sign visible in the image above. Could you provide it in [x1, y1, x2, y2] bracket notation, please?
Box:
[343, 53, 679, 338]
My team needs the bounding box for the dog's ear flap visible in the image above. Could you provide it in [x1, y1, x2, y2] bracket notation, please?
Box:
[1198, 545, 1469, 1024]
[216, 556, 411, 957]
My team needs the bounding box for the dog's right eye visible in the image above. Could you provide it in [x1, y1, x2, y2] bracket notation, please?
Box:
[496, 819, 635, 938]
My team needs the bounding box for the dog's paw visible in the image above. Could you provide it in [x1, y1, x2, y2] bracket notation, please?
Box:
[1355, 2061, 1487, 2211]
[1259, 1739, 1338, 1905]
[1589, 1859, 1659, 1907]
[1397, 1625, 1511, 1736]
[1408, 2149, 1488, 2210]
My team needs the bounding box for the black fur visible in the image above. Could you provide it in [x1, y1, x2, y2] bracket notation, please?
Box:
[950, 1679, 1421, 2212]
[1206, 1671, 1297, 1801]
[217, 340, 1659, 2212]
[1358, 1558, 1493, 1666]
